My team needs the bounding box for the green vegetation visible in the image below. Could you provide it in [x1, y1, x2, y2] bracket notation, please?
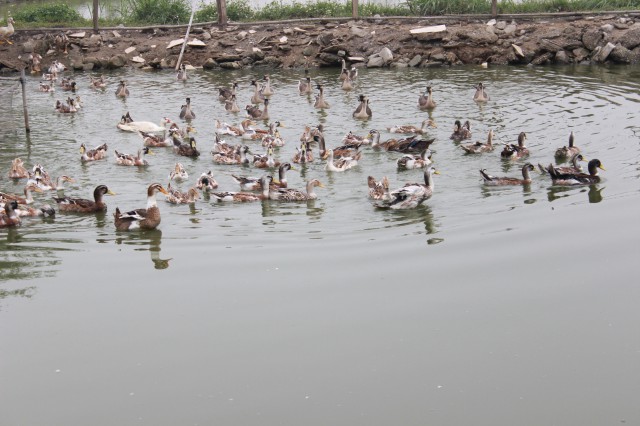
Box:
[7, 0, 640, 28]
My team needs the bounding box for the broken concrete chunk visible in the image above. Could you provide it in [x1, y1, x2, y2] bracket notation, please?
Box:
[167, 39, 185, 49]
[410, 25, 446, 34]
[124, 46, 136, 54]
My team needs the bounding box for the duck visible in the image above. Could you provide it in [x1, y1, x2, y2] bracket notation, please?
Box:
[196, 171, 218, 191]
[253, 146, 279, 169]
[114, 183, 169, 231]
[269, 179, 324, 201]
[500, 132, 529, 159]
[480, 163, 535, 185]
[547, 159, 605, 185]
[314, 84, 330, 109]
[250, 79, 265, 104]
[60, 78, 77, 91]
[114, 147, 152, 166]
[225, 94, 241, 113]
[173, 136, 200, 158]
[461, 129, 495, 154]
[89, 74, 106, 89]
[555, 131, 580, 159]
[34, 174, 75, 191]
[215, 119, 246, 137]
[262, 74, 275, 97]
[48, 60, 66, 74]
[313, 134, 360, 159]
[299, 74, 312, 95]
[257, 98, 270, 121]
[176, 63, 188, 81]
[218, 82, 239, 101]
[387, 119, 437, 135]
[369, 129, 435, 153]
[324, 149, 361, 172]
[117, 112, 169, 133]
[139, 130, 171, 147]
[339, 59, 349, 80]
[246, 104, 262, 119]
[352, 95, 372, 119]
[39, 82, 55, 92]
[367, 176, 390, 201]
[168, 163, 189, 181]
[7, 158, 29, 179]
[450, 120, 472, 142]
[179, 97, 196, 120]
[80, 143, 108, 162]
[262, 129, 285, 148]
[473, 82, 490, 102]
[55, 99, 77, 113]
[166, 184, 200, 204]
[28, 53, 43, 74]
[211, 176, 272, 202]
[115, 80, 129, 98]
[539, 153, 587, 175]
[417, 86, 437, 110]
[0, 17, 15, 45]
[0, 201, 21, 228]
[53, 184, 115, 213]
[397, 149, 433, 170]
[14, 204, 56, 218]
[212, 145, 251, 165]
[0, 183, 43, 205]
[210, 133, 235, 156]
[341, 73, 354, 91]
[234, 162, 293, 191]
[292, 142, 313, 164]
[349, 66, 358, 81]
[374, 166, 439, 209]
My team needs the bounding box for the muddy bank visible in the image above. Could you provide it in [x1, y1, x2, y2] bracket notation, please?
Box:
[2, 13, 640, 74]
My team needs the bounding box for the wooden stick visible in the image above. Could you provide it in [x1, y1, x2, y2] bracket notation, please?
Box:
[175, 8, 195, 72]
[20, 68, 30, 134]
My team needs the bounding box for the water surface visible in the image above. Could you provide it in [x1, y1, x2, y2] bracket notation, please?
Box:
[1, 64, 639, 426]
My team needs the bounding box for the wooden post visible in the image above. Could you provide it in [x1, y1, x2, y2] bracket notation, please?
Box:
[217, 0, 227, 27]
[19, 68, 30, 134]
[175, 8, 195, 72]
[93, 0, 99, 32]
[491, 0, 497, 17]
[352, 0, 358, 20]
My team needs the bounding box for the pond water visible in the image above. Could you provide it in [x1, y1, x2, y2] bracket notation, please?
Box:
[1, 63, 639, 425]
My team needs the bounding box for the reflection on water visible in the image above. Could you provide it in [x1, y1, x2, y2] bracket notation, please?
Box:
[114, 229, 171, 269]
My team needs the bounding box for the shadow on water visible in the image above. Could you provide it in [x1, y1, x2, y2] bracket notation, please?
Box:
[546, 183, 605, 203]
[113, 229, 171, 270]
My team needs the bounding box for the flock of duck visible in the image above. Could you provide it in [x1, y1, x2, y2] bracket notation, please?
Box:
[0, 61, 606, 229]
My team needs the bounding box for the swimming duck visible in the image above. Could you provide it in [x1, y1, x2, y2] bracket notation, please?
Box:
[480, 163, 535, 185]
[269, 179, 324, 201]
[0, 201, 21, 228]
[28, 53, 43, 74]
[417, 86, 436, 110]
[314, 84, 330, 109]
[39, 82, 55, 92]
[349, 66, 358, 81]
[547, 158, 605, 185]
[218, 82, 239, 101]
[215, 119, 245, 137]
[262, 129, 285, 148]
[299, 74, 312, 95]
[212, 145, 251, 165]
[89, 74, 106, 89]
[369, 129, 435, 153]
[117, 113, 169, 133]
[258, 98, 270, 120]
[14, 204, 56, 218]
[292, 142, 314, 164]
[500, 132, 529, 159]
[48, 60, 66, 74]
[450, 120, 472, 142]
[55, 99, 77, 113]
[352, 95, 372, 119]
[246, 104, 262, 119]
[169, 163, 189, 181]
[139, 130, 171, 147]
[374, 166, 440, 209]
[473, 82, 490, 102]
[341, 73, 354, 91]
[387, 119, 437, 135]
[253, 146, 279, 169]
[339, 59, 348, 80]
[461, 129, 495, 154]
[7, 158, 29, 179]
[166, 184, 200, 204]
[313, 134, 360, 160]
[196, 171, 218, 191]
[367, 176, 390, 201]
[173, 136, 200, 158]
[539, 153, 586, 175]
[210, 133, 235, 156]
[60, 78, 76, 91]
[341, 131, 372, 146]
[115, 80, 129, 98]
[80, 143, 108, 162]
[262, 74, 274, 97]
[225, 94, 241, 113]
[179, 97, 196, 120]
[114, 183, 169, 231]
[114, 147, 152, 166]
[250, 79, 265, 104]
[232, 163, 292, 191]
[53, 184, 115, 213]
[211, 176, 272, 202]
[176, 63, 188, 81]
[34, 174, 75, 191]
[0, 183, 43, 205]
[324, 149, 361, 172]
[555, 131, 580, 159]
[397, 149, 433, 170]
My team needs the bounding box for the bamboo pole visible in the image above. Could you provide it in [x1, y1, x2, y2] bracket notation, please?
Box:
[217, 0, 227, 27]
[352, 0, 358, 19]
[19, 68, 30, 134]
[93, 0, 99, 32]
[175, 8, 196, 72]
[491, 0, 497, 17]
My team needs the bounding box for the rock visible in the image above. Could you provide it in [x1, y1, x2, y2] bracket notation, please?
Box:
[487, 19, 496, 26]
[187, 39, 206, 47]
[379, 47, 393, 64]
[555, 50, 570, 64]
[410, 25, 446, 34]
[69, 32, 86, 38]
[512, 44, 524, 58]
[366, 55, 385, 68]
[302, 46, 316, 56]
[108, 54, 127, 68]
[318, 52, 341, 65]
[616, 27, 640, 49]
[408, 54, 422, 67]
[202, 32, 211, 41]
[430, 52, 446, 62]
[530, 52, 554, 65]
[112, 31, 121, 38]
[131, 56, 145, 63]
[496, 21, 507, 30]
[593, 42, 615, 62]
[137, 45, 151, 54]
[455, 27, 498, 44]
[316, 32, 334, 46]
[203, 58, 218, 69]
[350, 26, 369, 38]
[609, 44, 635, 63]
[125, 46, 136, 54]
[582, 29, 604, 51]
[83, 63, 95, 71]
[167, 38, 184, 49]
[601, 24, 614, 32]
[504, 24, 517, 35]
[572, 47, 590, 62]
[220, 61, 242, 69]
[22, 41, 35, 54]
[391, 62, 408, 68]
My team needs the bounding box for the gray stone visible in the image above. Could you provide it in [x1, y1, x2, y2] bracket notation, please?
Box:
[455, 28, 498, 44]
[555, 50, 570, 64]
[408, 55, 422, 67]
[202, 32, 211, 41]
[601, 24, 614, 32]
[504, 24, 517, 35]
[22, 40, 35, 54]
[83, 63, 95, 71]
[572, 47, 590, 62]
[530, 52, 554, 65]
[366, 55, 385, 68]
[203, 58, 218, 69]
[379, 47, 393, 64]
[302, 46, 316, 57]
[108, 54, 127, 68]
[350, 26, 369, 38]
[391, 62, 408, 68]
[593, 42, 616, 62]
[220, 61, 242, 69]
[316, 32, 334, 46]
[608, 44, 635, 63]
[582, 29, 604, 51]
[430, 52, 446, 62]
[318, 52, 341, 64]
[496, 21, 507, 30]
[616, 27, 640, 49]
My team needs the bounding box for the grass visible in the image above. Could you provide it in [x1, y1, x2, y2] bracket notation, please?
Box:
[7, 0, 640, 28]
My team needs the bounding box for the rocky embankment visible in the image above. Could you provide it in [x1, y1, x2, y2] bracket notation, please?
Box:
[1, 13, 640, 74]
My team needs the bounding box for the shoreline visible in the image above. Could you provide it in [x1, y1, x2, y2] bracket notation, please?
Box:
[1, 13, 640, 73]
